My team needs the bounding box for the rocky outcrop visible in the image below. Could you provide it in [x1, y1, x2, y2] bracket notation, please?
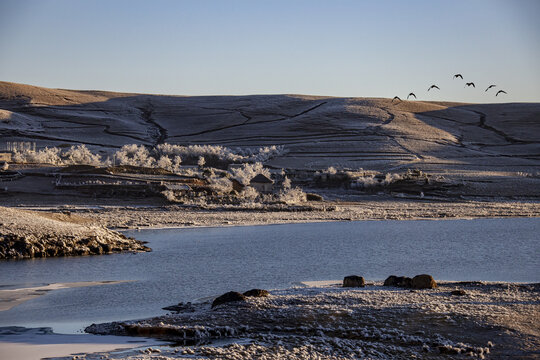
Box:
[343, 275, 365, 287]
[0, 206, 151, 260]
[0, 232, 150, 259]
[212, 291, 246, 308]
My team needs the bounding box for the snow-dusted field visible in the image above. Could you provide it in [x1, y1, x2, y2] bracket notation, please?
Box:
[56, 281, 540, 359]
[53, 200, 540, 230]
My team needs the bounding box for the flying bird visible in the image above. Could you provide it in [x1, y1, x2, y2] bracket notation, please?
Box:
[465, 82, 475, 88]
[407, 92, 416, 99]
[428, 85, 440, 91]
[453, 74, 463, 79]
[485, 84, 496, 92]
[392, 96, 401, 102]
[496, 90, 507, 96]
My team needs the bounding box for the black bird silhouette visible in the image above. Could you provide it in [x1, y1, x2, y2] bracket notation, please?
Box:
[453, 74, 463, 79]
[485, 84, 496, 92]
[407, 92, 416, 99]
[427, 85, 440, 91]
[465, 82, 475, 88]
[392, 96, 401, 102]
[496, 90, 507, 96]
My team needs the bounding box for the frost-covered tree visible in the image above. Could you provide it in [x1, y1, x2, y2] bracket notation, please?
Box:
[172, 155, 182, 172]
[156, 155, 173, 171]
[12, 147, 62, 165]
[282, 176, 292, 190]
[197, 156, 206, 167]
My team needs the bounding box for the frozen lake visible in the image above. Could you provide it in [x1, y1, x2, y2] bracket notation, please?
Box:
[0, 218, 538, 333]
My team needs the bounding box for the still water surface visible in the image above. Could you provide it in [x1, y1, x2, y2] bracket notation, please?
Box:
[0, 218, 538, 333]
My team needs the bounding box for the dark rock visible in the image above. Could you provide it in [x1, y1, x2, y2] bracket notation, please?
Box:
[163, 302, 195, 313]
[438, 345, 461, 354]
[343, 275, 365, 287]
[411, 274, 437, 289]
[211, 291, 246, 308]
[451, 289, 467, 296]
[243, 289, 269, 297]
[306, 193, 323, 201]
[383, 275, 412, 288]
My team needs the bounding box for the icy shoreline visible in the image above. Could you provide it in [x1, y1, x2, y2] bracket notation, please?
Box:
[74, 280, 540, 359]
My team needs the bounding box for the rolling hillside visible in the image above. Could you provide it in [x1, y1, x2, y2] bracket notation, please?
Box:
[1, 81, 539, 174]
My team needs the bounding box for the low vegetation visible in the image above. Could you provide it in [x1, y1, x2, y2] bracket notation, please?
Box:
[11, 143, 286, 170]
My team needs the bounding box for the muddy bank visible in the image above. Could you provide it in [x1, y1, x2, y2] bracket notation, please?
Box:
[0, 206, 150, 260]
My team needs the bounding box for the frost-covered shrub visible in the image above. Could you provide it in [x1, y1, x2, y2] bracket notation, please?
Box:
[230, 162, 271, 185]
[209, 177, 233, 194]
[326, 166, 337, 175]
[154, 143, 285, 167]
[114, 144, 155, 168]
[278, 187, 307, 205]
[10, 142, 285, 170]
[161, 190, 179, 202]
[241, 186, 259, 201]
[12, 145, 107, 165]
[351, 176, 379, 189]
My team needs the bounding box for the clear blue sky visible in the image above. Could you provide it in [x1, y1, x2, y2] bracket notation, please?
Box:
[1, 0, 539, 103]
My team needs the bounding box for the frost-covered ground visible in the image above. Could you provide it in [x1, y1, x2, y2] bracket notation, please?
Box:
[53, 281, 539, 359]
[51, 199, 540, 230]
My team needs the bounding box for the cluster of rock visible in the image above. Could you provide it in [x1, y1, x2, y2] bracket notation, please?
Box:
[343, 274, 438, 289]
[384, 274, 438, 289]
[0, 232, 151, 259]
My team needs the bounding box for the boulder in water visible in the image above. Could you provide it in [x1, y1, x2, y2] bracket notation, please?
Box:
[343, 275, 365, 287]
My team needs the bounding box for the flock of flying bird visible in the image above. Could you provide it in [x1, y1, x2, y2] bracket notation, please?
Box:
[392, 74, 508, 102]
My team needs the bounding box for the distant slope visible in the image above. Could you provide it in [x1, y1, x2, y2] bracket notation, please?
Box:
[1, 81, 539, 172]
